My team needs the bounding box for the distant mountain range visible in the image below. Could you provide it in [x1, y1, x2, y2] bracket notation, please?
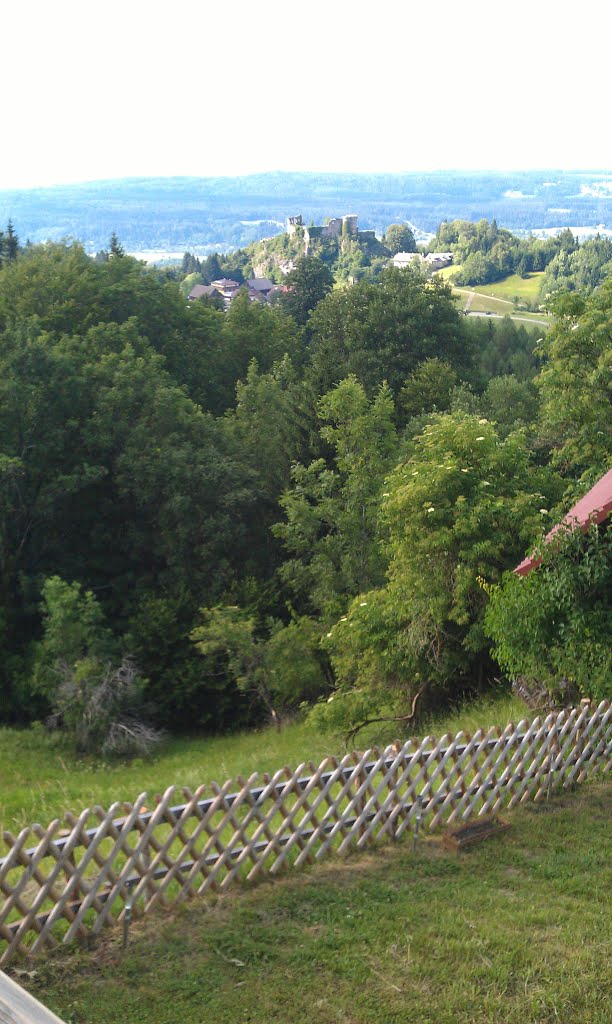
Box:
[1, 170, 612, 259]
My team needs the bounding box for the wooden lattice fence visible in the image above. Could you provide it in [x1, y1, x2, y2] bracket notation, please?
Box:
[1, 701, 610, 964]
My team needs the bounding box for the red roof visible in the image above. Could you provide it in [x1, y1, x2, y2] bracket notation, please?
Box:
[515, 467, 612, 576]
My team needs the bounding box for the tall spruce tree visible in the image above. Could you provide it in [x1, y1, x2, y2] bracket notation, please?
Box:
[5, 220, 19, 262]
[109, 232, 125, 257]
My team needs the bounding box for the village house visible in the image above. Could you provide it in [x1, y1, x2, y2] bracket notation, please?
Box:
[200, 278, 240, 310]
[392, 251, 424, 269]
[424, 251, 453, 270]
[391, 251, 453, 271]
[211, 278, 241, 297]
[188, 277, 278, 310]
[187, 283, 221, 302]
[246, 277, 274, 297]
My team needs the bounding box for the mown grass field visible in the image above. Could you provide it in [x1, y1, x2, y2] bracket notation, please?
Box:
[455, 290, 515, 315]
[438, 264, 461, 282]
[0, 694, 526, 834]
[468, 272, 545, 304]
[439, 266, 549, 321]
[438, 267, 544, 307]
[453, 289, 550, 323]
[14, 780, 612, 1024]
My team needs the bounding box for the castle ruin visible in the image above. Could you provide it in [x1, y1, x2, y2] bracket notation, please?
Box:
[287, 213, 360, 252]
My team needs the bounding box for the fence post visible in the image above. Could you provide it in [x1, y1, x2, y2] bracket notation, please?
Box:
[352, 751, 368, 843]
[572, 700, 591, 785]
[412, 796, 423, 853]
[387, 740, 403, 837]
[122, 888, 132, 950]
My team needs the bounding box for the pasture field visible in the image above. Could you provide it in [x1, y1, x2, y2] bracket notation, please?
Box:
[439, 267, 544, 307]
[0, 694, 526, 834]
[452, 289, 549, 322]
[456, 288, 552, 319]
[14, 780, 612, 1024]
[469, 272, 545, 304]
[440, 268, 549, 322]
[438, 264, 461, 282]
[455, 290, 515, 315]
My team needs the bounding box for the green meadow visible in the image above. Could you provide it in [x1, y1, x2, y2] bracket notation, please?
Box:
[1, 693, 525, 834]
[14, 780, 612, 1024]
[468, 272, 545, 304]
[5, 693, 611, 1024]
[440, 268, 549, 321]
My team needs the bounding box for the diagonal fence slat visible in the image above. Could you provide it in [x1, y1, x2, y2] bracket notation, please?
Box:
[1, 700, 610, 965]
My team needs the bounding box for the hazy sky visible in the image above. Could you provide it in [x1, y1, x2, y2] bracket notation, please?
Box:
[3, 0, 611, 190]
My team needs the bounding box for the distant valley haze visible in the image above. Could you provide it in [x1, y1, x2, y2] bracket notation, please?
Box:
[2, 171, 612, 259]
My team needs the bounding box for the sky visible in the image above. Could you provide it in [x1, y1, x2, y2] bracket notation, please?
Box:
[3, 0, 611, 190]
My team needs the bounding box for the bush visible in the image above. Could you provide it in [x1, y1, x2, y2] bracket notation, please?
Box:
[32, 577, 161, 757]
[484, 524, 611, 702]
[51, 655, 163, 758]
[191, 606, 328, 722]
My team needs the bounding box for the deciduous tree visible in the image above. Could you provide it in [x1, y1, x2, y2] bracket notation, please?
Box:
[383, 223, 416, 254]
[319, 413, 559, 729]
[308, 266, 470, 397]
[484, 524, 611, 702]
[536, 279, 612, 487]
[280, 255, 334, 327]
[274, 377, 398, 621]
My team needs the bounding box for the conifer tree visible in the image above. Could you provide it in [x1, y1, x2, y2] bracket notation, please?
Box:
[5, 220, 19, 262]
[109, 232, 125, 257]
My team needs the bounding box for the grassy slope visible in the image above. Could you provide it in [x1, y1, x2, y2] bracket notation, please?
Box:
[440, 268, 549, 321]
[0, 694, 526, 834]
[455, 290, 515, 315]
[438, 267, 544, 304]
[17, 780, 612, 1024]
[468, 272, 545, 303]
[454, 289, 549, 321]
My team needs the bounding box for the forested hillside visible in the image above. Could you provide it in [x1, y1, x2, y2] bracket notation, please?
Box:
[430, 219, 612, 296]
[178, 220, 401, 289]
[175, 216, 612, 305]
[0, 230, 609, 754]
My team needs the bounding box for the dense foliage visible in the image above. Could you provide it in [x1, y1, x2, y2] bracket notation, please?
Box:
[0, 241, 299, 729]
[485, 525, 611, 701]
[536, 279, 612, 486]
[315, 415, 559, 731]
[307, 266, 471, 398]
[431, 219, 612, 300]
[0, 223, 609, 747]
